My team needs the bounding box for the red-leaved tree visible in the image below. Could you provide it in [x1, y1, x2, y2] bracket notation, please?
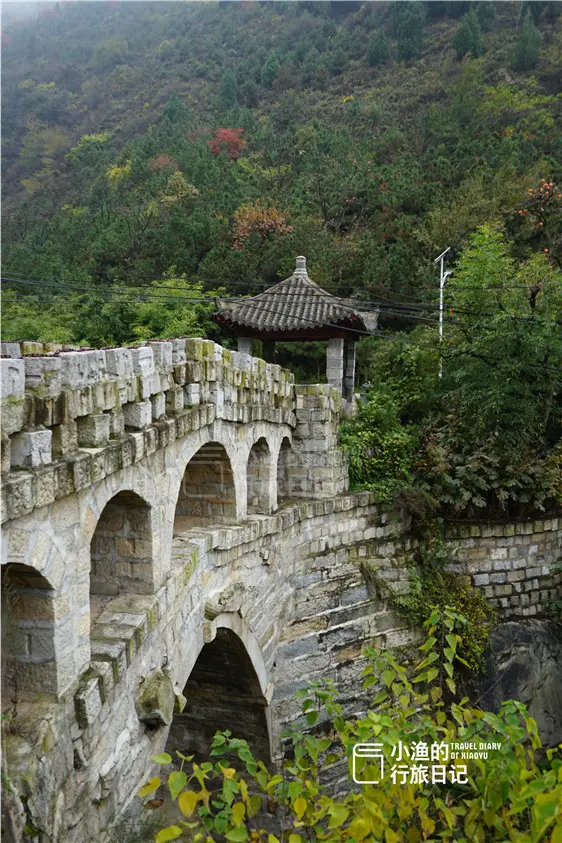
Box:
[232, 202, 293, 250]
[209, 128, 245, 161]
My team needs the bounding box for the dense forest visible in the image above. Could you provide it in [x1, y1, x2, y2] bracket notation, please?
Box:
[1, 0, 561, 518]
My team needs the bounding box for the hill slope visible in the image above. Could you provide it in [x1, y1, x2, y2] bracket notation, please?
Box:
[1, 0, 561, 339]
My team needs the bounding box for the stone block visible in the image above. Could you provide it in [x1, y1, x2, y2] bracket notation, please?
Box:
[1, 341, 21, 357]
[21, 341, 43, 354]
[11, 429, 52, 468]
[105, 347, 133, 379]
[1, 436, 10, 474]
[135, 670, 175, 727]
[151, 393, 166, 421]
[165, 387, 184, 415]
[24, 356, 62, 397]
[77, 414, 110, 447]
[184, 384, 200, 406]
[107, 408, 124, 438]
[171, 338, 187, 364]
[149, 341, 173, 370]
[123, 401, 152, 430]
[1, 358, 26, 435]
[131, 347, 155, 376]
[74, 677, 103, 728]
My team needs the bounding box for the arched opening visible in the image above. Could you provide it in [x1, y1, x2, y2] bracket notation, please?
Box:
[174, 442, 236, 534]
[90, 491, 153, 599]
[247, 437, 271, 515]
[277, 437, 293, 503]
[1, 563, 58, 696]
[166, 628, 270, 764]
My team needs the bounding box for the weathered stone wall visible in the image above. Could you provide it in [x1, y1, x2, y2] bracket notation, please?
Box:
[444, 517, 561, 619]
[1, 338, 560, 843]
[3, 491, 390, 842]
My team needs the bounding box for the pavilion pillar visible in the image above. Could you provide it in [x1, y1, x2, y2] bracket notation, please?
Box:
[262, 341, 276, 363]
[343, 339, 356, 398]
[326, 337, 344, 393]
[238, 337, 253, 355]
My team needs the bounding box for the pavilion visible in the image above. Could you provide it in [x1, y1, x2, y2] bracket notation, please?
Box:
[213, 256, 377, 398]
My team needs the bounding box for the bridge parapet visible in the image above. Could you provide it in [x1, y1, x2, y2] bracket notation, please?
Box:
[0, 339, 296, 522]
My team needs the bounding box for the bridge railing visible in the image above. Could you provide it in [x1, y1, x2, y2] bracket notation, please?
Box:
[1, 338, 296, 520]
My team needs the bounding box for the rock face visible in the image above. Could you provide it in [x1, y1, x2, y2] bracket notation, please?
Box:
[479, 620, 562, 748]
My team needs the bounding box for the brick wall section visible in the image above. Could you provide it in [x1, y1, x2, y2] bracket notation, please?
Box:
[444, 518, 561, 619]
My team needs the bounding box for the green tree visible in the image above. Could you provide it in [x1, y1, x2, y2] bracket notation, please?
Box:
[392, 1, 425, 61]
[261, 51, 280, 87]
[512, 9, 542, 72]
[161, 92, 187, 124]
[452, 10, 484, 59]
[367, 30, 390, 67]
[476, 1, 496, 32]
[92, 36, 128, 70]
[218, 69, 238, 110]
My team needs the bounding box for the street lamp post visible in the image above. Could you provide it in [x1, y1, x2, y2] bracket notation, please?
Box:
[434, 248, 452, 378]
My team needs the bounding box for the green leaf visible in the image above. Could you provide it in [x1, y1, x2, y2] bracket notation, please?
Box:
[152, 753, 173, 765]
[232, 801, 246, 826]
[445, 634, 458, 652]
[155, 826, 183, 843]
[178, 790, 198, 817]
[138, 776, 161, 797]
[225, 828, 248, 842]
[328, 803, 349, 828]
[294, 796, 307, 820]
[248, 794, 262, 818]
[168, 770, 187, 800]
[382, 670, 395, 687]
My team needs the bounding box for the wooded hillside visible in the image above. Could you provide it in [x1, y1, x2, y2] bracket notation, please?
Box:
[2, 1, 561, 518]
[2, 1, 561, 311]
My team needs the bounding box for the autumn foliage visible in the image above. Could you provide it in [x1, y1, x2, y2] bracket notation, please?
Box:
[148, 153, 177, 173]
[209, 128, 245, 160]
[516, 178, 562, 266]
[232, 202, 293, 250]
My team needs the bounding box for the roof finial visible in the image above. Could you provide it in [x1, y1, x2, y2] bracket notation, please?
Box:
[295, 255, 307, 275]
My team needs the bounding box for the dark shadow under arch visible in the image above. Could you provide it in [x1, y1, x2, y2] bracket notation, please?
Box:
[166, 627, 270, 764]
[1, 563, 57, 695]
[90, 490, 153, 598]
[276, 436, 293, 502]
[174, 442, 236, 534]
[247, 437, 271, 515]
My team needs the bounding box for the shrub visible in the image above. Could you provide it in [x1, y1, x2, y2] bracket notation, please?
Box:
[452, 10, 484, 59]
[141, 606, 562, 842]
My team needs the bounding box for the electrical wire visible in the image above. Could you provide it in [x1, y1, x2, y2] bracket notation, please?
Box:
[3, 274, 557, 327]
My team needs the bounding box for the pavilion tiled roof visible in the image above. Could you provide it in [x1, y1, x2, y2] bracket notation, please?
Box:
[215, 257, 376, 335]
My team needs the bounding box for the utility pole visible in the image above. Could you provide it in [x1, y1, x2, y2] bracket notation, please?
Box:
[434, 248, 452, 378]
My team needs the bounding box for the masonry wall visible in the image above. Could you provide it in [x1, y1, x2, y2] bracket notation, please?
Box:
[444, 517, 561, 619]
[1, 338, 560, 843]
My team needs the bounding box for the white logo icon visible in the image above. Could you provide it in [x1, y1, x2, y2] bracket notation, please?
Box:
[352, 743, 384, 784]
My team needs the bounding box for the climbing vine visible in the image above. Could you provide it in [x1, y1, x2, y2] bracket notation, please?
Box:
[140, 606, 562, 842]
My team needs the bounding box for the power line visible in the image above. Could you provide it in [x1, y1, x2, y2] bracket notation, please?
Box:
[3, 288, 560, 374]
[3, 274, 557, 327]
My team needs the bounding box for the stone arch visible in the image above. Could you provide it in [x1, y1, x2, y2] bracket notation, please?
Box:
[277, 436, 293, 502]
[90, 490, 154, 599]
[1, 563, 59, 695]
[247, 437, 272, 515]
[174, 441, 237, 534]
[167, 616, 271, 764]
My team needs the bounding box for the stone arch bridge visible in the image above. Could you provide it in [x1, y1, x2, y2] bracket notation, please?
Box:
[1, 338, 560, 842]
